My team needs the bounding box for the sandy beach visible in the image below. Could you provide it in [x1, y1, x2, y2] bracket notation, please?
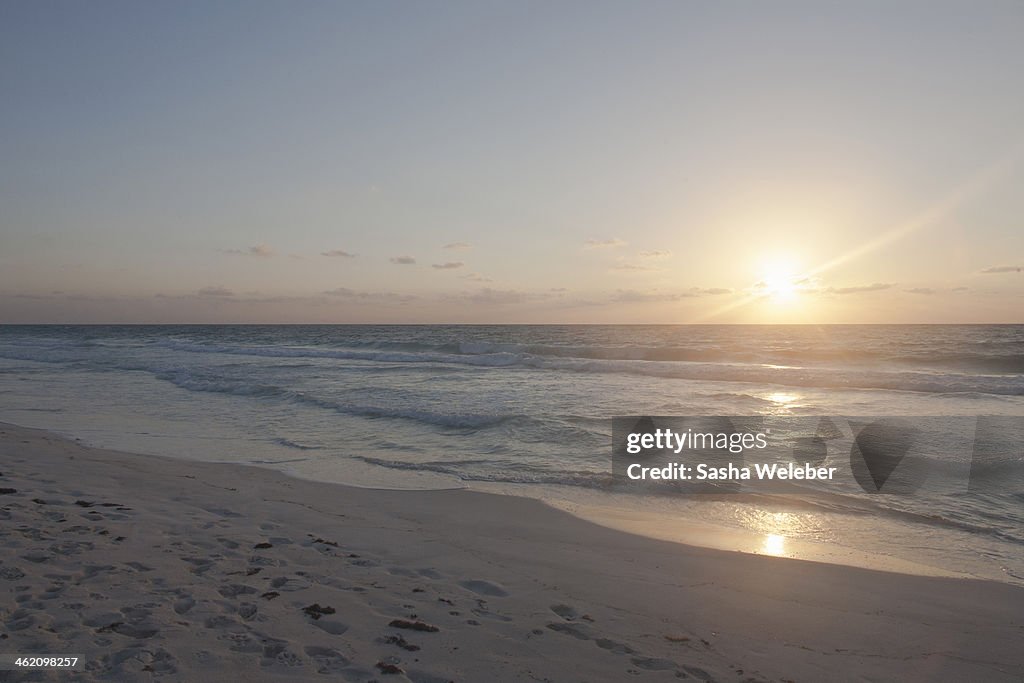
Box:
[1, 421, 1022, 682]
[5, 0, 1024, 679]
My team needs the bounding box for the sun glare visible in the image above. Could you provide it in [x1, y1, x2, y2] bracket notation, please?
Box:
[758, 255, 803, 303]
[762, 534, 786, 556]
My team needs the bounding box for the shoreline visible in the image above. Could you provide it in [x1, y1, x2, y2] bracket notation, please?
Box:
[544, 497, 975, 581]
[2, 420, 1024, 681]
[10, 413, 1005, 585]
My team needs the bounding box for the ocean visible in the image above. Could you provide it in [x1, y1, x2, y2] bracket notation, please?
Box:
[1, 324, 1021, 584]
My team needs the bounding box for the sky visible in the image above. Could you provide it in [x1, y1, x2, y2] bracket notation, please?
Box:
[1, 0, 1023, 324]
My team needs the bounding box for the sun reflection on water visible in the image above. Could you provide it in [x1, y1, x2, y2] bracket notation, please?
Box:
[764, 391, 802, 415]
[740, 509, 830, 547]
[762, 534, 786, 556]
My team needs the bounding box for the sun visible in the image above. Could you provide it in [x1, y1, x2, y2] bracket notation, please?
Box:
[758, 255, 802, 303]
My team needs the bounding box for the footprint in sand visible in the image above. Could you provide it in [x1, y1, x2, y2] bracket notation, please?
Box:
[269, 575, 312, 592]
[202, 506, 242, 518]
[595, 638, 636, 655]
[406, 671, 460, 683]
[204, 615, 239, 629]
[15, 596, 44, 609]
[5, 611, 35, 632]
[81, 564, 116, 579]
[224, 632, 263, 653]
[349, 557, 379, 567]
[173, 597, 195, 615]
[312, 619, 349, 635]
[304, 646, 350, 674]
[0, 566, 26, 580]
[40, 585, 66, 601]
[550, 603, 578, 620]
[388, 566, 419, 577]
[544, 609, 713, 680]
[83, 612, 123, 628]
[181, 556, 215, 575]
[22, 550, 52, 563]
[546, 622, 592, 640]
[111, 623, 160, 639]
[678, 664, 715, 681]
[260, 642, 302, 667]
[458, 579, 508, 597]
[218, 584, 258, 598]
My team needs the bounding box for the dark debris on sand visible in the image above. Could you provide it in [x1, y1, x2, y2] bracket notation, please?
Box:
[95, 621, 123, 633]
[389, 619, 440, 632]
[375, 661, 404, 675]
[381, 634, 421, 651]
[311, 536, 339, 547]
[303, 603, 336, 620]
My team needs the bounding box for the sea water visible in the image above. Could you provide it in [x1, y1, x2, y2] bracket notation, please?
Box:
[0, 324, 1021, 583]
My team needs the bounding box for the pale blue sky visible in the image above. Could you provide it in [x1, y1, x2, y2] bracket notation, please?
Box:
[2, 1, 1023, 322]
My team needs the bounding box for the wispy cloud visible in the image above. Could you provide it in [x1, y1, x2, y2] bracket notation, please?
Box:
[981, 265, 1023, 273]
[612, 287, 732, 303]
[584, 238, 627, 249]
[12, 292, 110, 302]
[443, 242, 472, 250]
[823, 282, 894, 295]
[613, 290, 688, 303]
[390, 255, 416, 265]
[323, 287, 415, 303]
[197, 286, 235, 297]
[461, 272, 492, 283]
[459, 288, 550, 305]
[12, 292, 59, 300]
[906, 286, 969, 295]
[431, 261, 464, 270]
[321, 249, 357, 258]
[222, 244, 274, 257]
[610, 261, 662, 272]
[638, 250, 672, 258]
